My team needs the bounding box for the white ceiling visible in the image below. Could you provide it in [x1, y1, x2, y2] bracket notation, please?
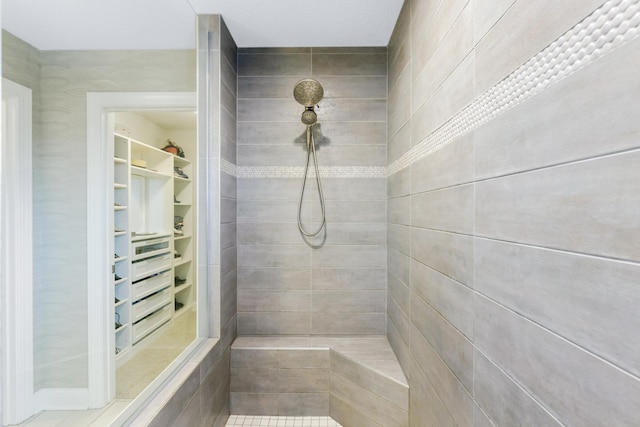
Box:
[2, 0, 403, 50]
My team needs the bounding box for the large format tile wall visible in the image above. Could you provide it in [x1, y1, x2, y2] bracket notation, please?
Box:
[3, 30, 196, 389]
[387, 0, 640, 425]
[236, 48, 388, 336]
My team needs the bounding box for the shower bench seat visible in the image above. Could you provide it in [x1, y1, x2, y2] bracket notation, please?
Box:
[230, 336, 409, 427]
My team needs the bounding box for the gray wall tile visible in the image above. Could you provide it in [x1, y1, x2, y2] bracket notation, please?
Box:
[411, 259, 474, 340]
[408, 356, 455, 427]
[409, 327, 473, 427]
[388, 248, 410, 285]
[312, 313, 386, 335]
[476, 238, 640, 377]
[475, 0, 603, 93]
[278, 368, 329, 393]
[238, 312, 311, 336]
[231, 368, 278, 393]
[410, 133, 474, 193]
[475, 295, 640, 426]
[330, 371, 408, 427]
[238, 245, 310, 268]
[411, 228, 474, 286]
[330, 394, 382, 427]
[476, 152, 640, 261]
[277, 393, 329, 416]
[312, 268, 386, 290]
[474, 350, 561, 427]
[312, 245, 386, 268]
[411, 184, 474, 234]
[237, 52, 311, 76]
[278, 349, 330, 368]
[312, 290, 386, 313]
[411, 297, 473, 391]
[231, 348, 278, 368]
[475, 36, 640, 179]
[238, 290, 311, 313]
[331, 351, 408, 410]
[312, 53, 387, 76]
[230, 393, 279, 415]
[237, 266, 310, 291]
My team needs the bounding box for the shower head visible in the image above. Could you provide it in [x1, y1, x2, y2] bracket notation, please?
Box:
[301, 108, 317, 125]
[293, 79, 324, 107]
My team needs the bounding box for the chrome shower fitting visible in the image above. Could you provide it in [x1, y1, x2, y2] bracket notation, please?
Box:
[294, 78, 323, 125]
[293, 78, 324, 107]
[294, 79, 326, 238]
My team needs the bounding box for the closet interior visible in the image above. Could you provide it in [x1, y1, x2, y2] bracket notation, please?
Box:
[111, 111, 197, 398]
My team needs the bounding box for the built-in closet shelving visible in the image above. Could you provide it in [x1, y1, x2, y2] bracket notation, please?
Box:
[173, 156, 194, 317]
[112, 133, 195, 364]
[113, 135, 131, 359]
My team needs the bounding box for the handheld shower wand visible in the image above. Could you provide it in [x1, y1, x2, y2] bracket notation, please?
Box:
[293, 79, 326, 237]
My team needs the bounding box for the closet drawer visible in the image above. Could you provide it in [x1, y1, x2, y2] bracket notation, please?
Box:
[132, 288, 172, 323]
[132, 236, 172, 261]
[132, 270, 171, 301]
[132, 253, 172, 281]
[132, 304, 172, 344]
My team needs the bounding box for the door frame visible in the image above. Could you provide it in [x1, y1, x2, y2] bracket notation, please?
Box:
[2, 78, 34, 424]
[86, 92, 197, 407]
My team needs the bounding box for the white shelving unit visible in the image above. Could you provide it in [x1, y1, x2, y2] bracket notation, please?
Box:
[172, 156, 194, 317]
[113, 135, 131, 360]
[112, 133, 196, 364]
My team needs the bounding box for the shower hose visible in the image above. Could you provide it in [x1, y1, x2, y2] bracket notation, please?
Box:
[298, 125, 326, 237]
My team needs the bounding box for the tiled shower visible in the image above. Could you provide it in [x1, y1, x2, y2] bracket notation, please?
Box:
[204, 0, 640, 425]
[235, 47, 388, 337]
[169, 0, 640, 425]
[10, 0, 630, 424]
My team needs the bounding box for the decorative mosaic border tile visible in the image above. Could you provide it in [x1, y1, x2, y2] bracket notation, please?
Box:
[386, 0, 640, 176]
[220, 159, 385, 178]
[235, 165, 386, 178]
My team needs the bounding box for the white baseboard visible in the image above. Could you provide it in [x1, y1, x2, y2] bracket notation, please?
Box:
[35, 388, 89, 411]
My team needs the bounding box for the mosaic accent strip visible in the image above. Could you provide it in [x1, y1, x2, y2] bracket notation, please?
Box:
[220, 159, 386, 178]
[221, 158, 237, 176]
[387, 0, 640, 176]
[235, 165, 386, 178]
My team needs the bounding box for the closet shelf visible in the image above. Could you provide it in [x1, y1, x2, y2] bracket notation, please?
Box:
[115, 323, 128, 333]
[114, 231, 127, 237]
[174, 157, 191, 166]
[173, 175, 191, 183]
[174, 282, 192, 292]
[114, 255, 128, 263]
[115, 298, 128, 308]
[115, 276, 128, 285]
[131, 166, 171, 179]
[114, 157, 127, 164]
[114, 205, 127, 211]
[114, 183, 127, 189]
[174, 258, 192, 268]
[174, 234, 192, 241]
[174, 202, 192, 207]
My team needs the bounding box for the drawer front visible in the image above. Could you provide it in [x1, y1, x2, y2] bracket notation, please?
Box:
[132, 288, 172, 323]
[132, 305, 172, 344]
[132, 237, 172, 261]
[132, 253, 172, 281]
[132, 270, 171, 301]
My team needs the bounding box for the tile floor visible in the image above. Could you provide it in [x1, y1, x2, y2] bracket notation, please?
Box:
[18, 310, 196, 426]
[226, 416, 342, 427]
[116, 309, 196, 398]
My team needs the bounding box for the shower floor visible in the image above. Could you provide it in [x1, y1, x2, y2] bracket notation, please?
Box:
[226, 416, 342, 427]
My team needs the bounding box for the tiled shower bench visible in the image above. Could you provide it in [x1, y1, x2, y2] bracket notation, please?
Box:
[230, 336, 409, 427]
